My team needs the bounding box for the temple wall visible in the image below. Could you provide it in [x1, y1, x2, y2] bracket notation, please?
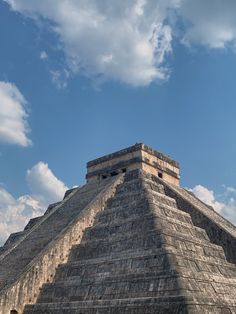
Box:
[86, 144, 180, 186]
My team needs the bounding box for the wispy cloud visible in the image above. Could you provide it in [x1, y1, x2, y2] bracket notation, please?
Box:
[50, 69, 69, 89]
[0, 162, 68, 245]
[0, 81, 31, 146]
[40, 50, 48, 60]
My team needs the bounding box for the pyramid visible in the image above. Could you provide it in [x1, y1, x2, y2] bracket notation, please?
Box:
[1, 144, 236, 314]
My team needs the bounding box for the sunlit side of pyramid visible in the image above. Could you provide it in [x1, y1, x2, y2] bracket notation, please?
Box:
[1, 144, 236, 314]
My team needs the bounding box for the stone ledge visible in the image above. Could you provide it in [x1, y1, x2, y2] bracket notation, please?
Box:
[87, 143, 179, 168]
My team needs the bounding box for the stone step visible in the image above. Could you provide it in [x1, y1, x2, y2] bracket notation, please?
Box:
[85, 213, 208, 242]
[23, 295, 191, 314]
[81, 226, 224, 256]
[142, 182, 166, 195]
[37, 272, 181, 303]
[52, 255, 235, 297]
[164, 235, 226, 261]
[114, 178, 165, 195]
[97, 200, 193, 228]
[178, 267, 236, 284]
[70, 231, 164, 260]
[149, 201, 193, 224]
[44, 202, 61, 215]
[173, 253, 236, 277]
[56, 248, 236, 281]
[105, 190, 177, 210]
[38, 270, 236, 304]
[63, 187, 81, 199]
[3, 230, 26, 248]
[24, 216, 43, 231]
[54, 259, 236, 290]
[166, 246, 227, 268]
[56, 250, 172, 280]
[70, 228, 226, 262]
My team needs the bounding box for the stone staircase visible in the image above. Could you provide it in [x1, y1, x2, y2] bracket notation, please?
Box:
[23, 170, 236, 314]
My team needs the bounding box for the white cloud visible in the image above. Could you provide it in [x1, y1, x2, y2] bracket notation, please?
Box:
[5, 1, 236, 86]
[0, 189, 43, 244]
[0, 162, 68, 245]
[5, 0, 178, 87]
[0, 81, 31, 147]
[190, 185, 224, 212]
[190, 184, 236, 225]
[27, 161, 68, 205]
[40, 50, 48, 60]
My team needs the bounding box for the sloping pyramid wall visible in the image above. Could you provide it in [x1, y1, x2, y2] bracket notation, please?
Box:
[22, 170, 236, 314]
[0, 175, 123, 314]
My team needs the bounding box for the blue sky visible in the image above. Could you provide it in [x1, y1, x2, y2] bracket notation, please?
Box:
[0, 0, 236, 243]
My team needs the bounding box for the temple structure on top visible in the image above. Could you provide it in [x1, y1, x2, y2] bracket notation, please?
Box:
[86, 143, 180, 186]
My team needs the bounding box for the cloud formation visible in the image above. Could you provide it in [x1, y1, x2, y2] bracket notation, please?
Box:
[0, 162, 68, 245]
[0, 189, 43, 244]
[5, 0, 177, 86]
[179, 0, 236, 48]
[27, 162, 68, 205]
[0, 81, 31, 146]
[190, 184, 236, 225]
[5, 0, 236, 87]
[40, 50, 48, 60]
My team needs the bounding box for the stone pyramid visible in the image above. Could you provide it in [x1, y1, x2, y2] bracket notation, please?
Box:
[1, 144, 236, 314]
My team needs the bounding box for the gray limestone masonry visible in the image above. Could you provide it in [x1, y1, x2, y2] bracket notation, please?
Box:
[1, 144, 236, 314]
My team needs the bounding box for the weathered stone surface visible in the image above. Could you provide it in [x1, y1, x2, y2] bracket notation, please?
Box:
[0, 175, 123, 314]
[1, 144, 236, 314]
[23, 170, 236, 314]
[160, 177, 236, 263]
[86, 143, 180, 185]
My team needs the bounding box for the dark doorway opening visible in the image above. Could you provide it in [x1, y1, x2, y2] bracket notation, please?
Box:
[110, 171, 119, 177]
